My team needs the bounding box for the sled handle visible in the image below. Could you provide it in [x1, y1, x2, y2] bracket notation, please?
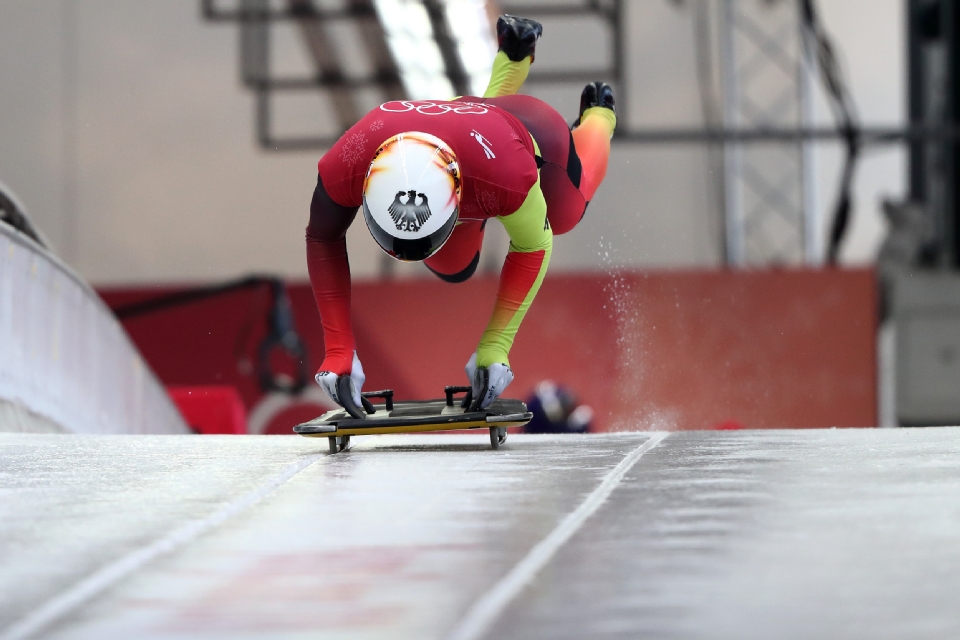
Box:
[362, 389, 394, 411]
[444, 386, 472, 407]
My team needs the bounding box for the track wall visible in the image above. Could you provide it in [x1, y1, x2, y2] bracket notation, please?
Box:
[0, 224, 188, 434]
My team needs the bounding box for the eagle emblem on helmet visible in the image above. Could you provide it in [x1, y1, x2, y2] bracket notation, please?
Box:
[388, 190, 432, 232]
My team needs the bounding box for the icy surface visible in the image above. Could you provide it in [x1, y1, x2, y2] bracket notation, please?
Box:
[2, 429, 960, 639]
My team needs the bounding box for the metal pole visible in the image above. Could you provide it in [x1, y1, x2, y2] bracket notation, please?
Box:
[721, 0, 745, 266]
[799, 0, 821, 265]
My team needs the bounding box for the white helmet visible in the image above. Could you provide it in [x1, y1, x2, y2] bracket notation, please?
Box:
[362, 131, 461, 262]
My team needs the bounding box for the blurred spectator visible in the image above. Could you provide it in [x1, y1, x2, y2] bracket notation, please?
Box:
[525, 381, 594, 434]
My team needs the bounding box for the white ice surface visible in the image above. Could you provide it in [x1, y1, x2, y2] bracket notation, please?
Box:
[3, 429, 960, 640]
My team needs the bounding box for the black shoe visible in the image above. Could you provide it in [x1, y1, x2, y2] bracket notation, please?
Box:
[497, 15, 543, 62]
[573, 82, 616, 127]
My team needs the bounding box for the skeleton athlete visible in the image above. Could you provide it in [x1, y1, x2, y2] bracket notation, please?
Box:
[307, 15, 617, 415]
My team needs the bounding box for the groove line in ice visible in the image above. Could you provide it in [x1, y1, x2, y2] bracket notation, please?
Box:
[446, 432, 670, 640]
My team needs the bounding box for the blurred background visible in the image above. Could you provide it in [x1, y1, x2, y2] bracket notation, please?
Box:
[2, 0, 954, 436]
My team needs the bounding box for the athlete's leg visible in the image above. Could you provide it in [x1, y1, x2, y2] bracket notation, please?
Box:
[572, 82, 617, 201]
[480, 87, 615, 234]
[482, 16, 542, 98]
[485, 94, 587, 235]
[424, 220, 486, 283]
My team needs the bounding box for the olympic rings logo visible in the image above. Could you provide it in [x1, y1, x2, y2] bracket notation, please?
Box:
[379, 101, 489, 116]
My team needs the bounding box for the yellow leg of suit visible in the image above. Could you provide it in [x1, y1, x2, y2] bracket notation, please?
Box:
[483, 51, 531, 98]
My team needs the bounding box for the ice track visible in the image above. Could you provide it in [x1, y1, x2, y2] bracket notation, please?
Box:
[3, 429, 960, 639]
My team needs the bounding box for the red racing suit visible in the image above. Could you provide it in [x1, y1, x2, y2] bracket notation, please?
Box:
[320, 99, 540, 226]
[308, 97, 559, 378]
[308, 72, 629, 383]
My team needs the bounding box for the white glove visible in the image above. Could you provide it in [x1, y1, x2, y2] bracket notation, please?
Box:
[316, 351, 365, 412]
[465, 352, 514, 410]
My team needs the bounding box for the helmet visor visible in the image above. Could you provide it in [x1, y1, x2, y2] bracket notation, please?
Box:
[363, 198, 458, 261]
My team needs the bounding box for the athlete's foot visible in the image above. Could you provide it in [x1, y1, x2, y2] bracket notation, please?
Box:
[497, 15, 543, 62]
[573, 81, 616, 128]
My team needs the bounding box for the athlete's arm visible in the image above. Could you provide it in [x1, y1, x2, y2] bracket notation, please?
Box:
[305, 175, 359, 377]
[475, 175, 553, 369]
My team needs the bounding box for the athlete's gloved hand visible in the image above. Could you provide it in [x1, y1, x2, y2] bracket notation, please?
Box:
[316, 351, 370, 418]
[464, 352, 515, 410]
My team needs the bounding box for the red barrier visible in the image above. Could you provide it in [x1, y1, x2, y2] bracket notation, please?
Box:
[168, 385, 247, 434]
[100, 268, 877, 433]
